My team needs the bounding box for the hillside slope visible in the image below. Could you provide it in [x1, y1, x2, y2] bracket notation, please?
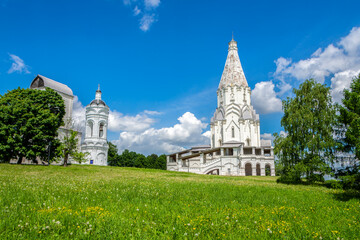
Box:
[0, 164, 359, 239]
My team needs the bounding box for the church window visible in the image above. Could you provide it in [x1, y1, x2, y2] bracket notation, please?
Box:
[99, 123, 104, 138]
[245, 163, 252, 176]
[232, 127, 235, 138]
[87, 121, 93, 137]
[256, 164, 261, 176]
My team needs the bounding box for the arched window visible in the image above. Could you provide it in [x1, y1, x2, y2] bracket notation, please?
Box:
[99, 123, 104, 138]
[245, 163, 252, 176]
[232, 127, 235, 138]
[256, 163, 261, 176]
[87, 121, 93, 137]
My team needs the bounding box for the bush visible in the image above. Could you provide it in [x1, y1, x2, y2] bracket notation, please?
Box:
[307, 173, 325, 183]
[340, 174, 360, 190]
[324, 180, 343, 189]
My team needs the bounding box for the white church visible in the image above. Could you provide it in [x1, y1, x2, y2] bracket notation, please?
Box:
[29, 75, 109, 166]
[166, 39, 275, 176]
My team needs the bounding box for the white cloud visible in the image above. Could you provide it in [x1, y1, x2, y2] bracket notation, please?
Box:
[133, 5, 141, 16]
[108, 110, 156, 132]
[252, 81, 282, 114]
[7, 54, 30, 74]
[273, 27, 360, 102]
[144, 0, 160, 8]
[72, 96, 86, 134]
[113, 112, 210, 155]
[122, 0, 160, 32]
[71, 97, 209, 155]
[260, 133, 274, 141]
[330, 70, 360, 103]
[139, 14, 156, 32]
[143, 110, 162, 115]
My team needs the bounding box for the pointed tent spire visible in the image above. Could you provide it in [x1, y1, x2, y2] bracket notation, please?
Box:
[218, 38, 248, 89]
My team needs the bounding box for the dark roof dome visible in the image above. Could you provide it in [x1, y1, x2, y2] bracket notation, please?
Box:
[90, 99, 107, 107]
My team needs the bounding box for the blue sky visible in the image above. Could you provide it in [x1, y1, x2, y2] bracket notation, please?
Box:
[1, 0, 360, 154]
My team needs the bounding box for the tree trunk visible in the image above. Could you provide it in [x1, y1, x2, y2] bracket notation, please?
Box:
[17, 156, 23, 165]
[63, 154, 68, 167]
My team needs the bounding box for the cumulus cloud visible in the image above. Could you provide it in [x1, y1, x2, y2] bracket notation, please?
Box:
[252, 81, 282, 114]
[7, 54, 30, 74]
[260, 133, 274, 141]
[122, 0, 160, 32]
[108, 110, 156, 132]
[113, 112, 210, 155]
[72, 96, 86, 134]
[274, 27, 360, 102]
[331, 70, 360, 103]
[71, 97, 209, 155]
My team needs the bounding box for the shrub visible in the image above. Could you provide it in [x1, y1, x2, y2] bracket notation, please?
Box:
[324, 180, 343, 189]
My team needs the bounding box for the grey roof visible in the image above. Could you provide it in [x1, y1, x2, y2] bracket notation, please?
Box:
[30, 75, 73, 96]
[222, 140, 242, 148]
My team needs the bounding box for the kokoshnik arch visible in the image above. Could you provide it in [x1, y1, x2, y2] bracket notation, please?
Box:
[166, 38, 275, 176]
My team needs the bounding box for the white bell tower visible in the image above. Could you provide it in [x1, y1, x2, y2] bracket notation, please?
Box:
[81, 85, 109, 166]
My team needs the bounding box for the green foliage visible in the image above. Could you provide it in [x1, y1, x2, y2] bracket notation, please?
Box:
[72, 151, 90, 165]
[57, 130, 81, 167]
[0, 88, 65, 163]
[0, 164, 359, 239]
[107, 142, 119, 166]
[324, 180, 343, 189]
[336, 74, 360, 189]
[107, 145, 167, 170]
[274, 79, 337, 183]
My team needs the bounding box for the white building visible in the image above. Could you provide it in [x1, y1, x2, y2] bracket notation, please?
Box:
[81, 86, 109, 166]
[167, 39, 275, 176]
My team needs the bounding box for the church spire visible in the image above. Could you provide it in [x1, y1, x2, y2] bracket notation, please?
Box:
[218, 38, 248, 89]
[95, 84, 102, 100]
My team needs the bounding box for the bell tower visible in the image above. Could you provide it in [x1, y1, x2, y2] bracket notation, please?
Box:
[81, 85, 109, 166]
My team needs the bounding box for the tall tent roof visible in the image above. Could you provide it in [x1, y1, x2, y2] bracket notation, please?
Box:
[218, 39, 248, 89]
[30, 75, 73, 96]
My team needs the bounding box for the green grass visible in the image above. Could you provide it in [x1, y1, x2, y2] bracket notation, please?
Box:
[0, 164, 359, 239]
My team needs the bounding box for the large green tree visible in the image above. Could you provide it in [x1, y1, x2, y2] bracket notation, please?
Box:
[107, 142, 119, 166]
[0, 88, 65, 163]
[274, 79, 337, 183]
[336, 74, 360, 189]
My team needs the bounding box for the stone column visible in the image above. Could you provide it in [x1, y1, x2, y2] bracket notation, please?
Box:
[220, 148, 224, 156]
[252, 147, 255, 155]
[166, 156, 170, 163]
[200, 153, 205, 164]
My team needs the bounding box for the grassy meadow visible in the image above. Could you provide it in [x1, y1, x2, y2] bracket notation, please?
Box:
[0, 164, 359, 239]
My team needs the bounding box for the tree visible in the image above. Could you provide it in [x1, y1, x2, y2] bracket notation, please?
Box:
[0, 88, 65, 163]
[336, 74, 360, 189]
[107, 142, 119, 166]
[134, 154, 148, 168]
[57, 130, 81, 167]
[274, 79, 337, 183]
[72, 151, 90, 165]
